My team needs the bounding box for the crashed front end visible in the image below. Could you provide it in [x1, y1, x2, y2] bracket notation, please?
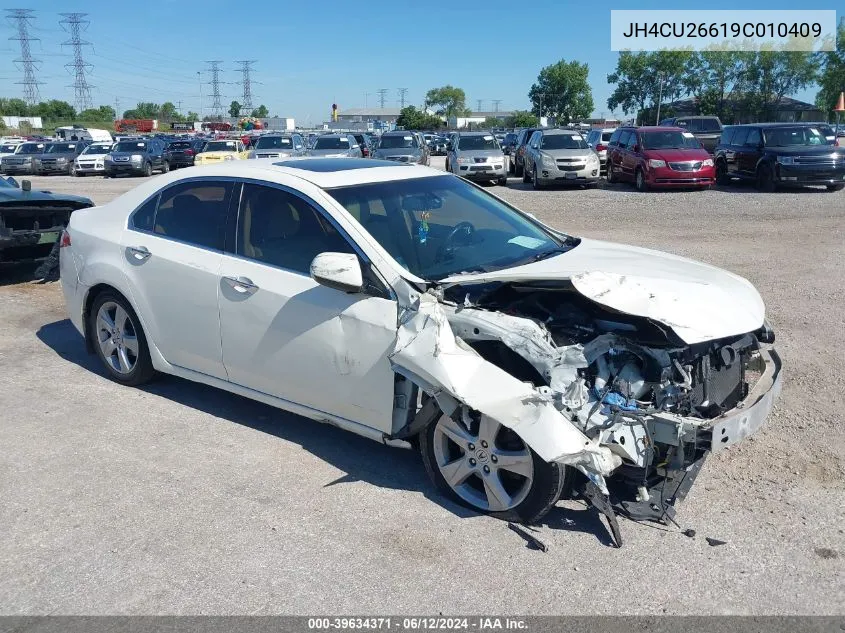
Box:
[0, 202, 89, 263]
[390, 279, 782, 531]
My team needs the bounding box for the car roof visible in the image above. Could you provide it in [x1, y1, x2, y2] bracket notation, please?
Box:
[458, 131, 494, 137]
[728, 122, 825, 128]
[542, 128, 580, 135]
[621, 126, 684, 132]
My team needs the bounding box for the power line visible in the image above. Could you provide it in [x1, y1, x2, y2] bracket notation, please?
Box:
[5, 9, 43, 105]
[59, 12, 94, 112]
[398, 88, 408, 109]
[492, 99, 502, 113]
[376, 88, 388, 109]
[205, 60, 223, 116]
[235, 60, 257, 113]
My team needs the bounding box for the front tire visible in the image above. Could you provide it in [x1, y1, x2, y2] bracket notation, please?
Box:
[606, 162, 615, 183]
[715, 160, 730, 185]
[635, 167, 648, 192]
[756, 165, 775, 192]
[88, 291, 155, 387]
[419, 410, 568, 524]
[143, 162, 153, 177]
[514, 159, 524, 177]
[497, 175, 507, 186]
[161, 160, 170, 174]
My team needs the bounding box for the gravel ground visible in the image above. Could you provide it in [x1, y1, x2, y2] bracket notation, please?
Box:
[0, 163, 843, 615]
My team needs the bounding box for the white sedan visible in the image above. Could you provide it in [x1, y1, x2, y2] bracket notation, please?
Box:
[60, 158, 782, 535]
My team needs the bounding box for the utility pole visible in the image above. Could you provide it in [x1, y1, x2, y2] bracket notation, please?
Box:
[476, 99, 483, 112]
[398, 88, 408, 109]
[492, 99, 501, 113]
[376, 88, 388, 109]
[655, 74, 665, 124]
[60, 13, 95, 112]
[197, 71, 203, 120]
[235, 60, 257, 114]
[364, 92, 370, 108]
[6, 9, 43, 105]
[114, 97, 120, 118]
[205, 61, 223, 117]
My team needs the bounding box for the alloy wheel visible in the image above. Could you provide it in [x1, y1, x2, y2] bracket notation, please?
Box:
[432, 413, 534, 512]
[95, 301, 140, 375]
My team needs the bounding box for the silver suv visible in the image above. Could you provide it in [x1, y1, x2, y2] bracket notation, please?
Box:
[523, 129, 600, 189]
[372, 131, 429, 165]
[585, 128, 616, 175]
[446, 132, 507, 186]
[308, 134, 363, 158]
[248, 134, 306, 159]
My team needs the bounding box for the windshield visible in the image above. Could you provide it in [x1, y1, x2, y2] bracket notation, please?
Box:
[115, 141, 147, 152]
[764, 127, 828, 146]
[541, 134, 588, 150]
[18, 143, 45, 154]
[459, 135, 500, 151]
[168, 141, 192, 150]
[1, 144, 18, 153]
[256, 136, 293, 150]
[314, 137, 349, 150]
[641, 131, 702, 150]
[83, 145, 111, 155]
[204, 141, 238, 151]
[46, 143, 78, 153]
[380, 135, 418, 149]
[327, 174, 567, 280]
[504, 133, 517, 144]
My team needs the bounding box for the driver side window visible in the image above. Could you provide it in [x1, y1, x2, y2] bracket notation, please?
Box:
[237, 183, 354, 275]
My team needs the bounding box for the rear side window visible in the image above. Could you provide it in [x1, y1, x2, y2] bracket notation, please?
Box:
[731, 128, 750, 147]
[684, 119, 703, 132]
[608, 129, 622, 146]
[701, 118, 722, 133]
[617, 130, 632, 148]
[153, 181, 233, 250]
[745, 128, 761, 146]
[719, 127, 735, 145]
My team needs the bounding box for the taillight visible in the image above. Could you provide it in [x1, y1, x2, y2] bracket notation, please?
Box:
[596, 144, 607, 152]
[185, 149, 195, 155]
[59, 230, 71, 248]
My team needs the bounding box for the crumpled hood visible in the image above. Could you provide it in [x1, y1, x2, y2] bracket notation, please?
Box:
[441, 238, 765, 344]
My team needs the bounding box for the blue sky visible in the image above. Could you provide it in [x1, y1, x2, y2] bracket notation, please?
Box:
[1, 0, 840, 124]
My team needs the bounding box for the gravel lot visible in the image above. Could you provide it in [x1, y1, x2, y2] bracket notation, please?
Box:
[1, 161, 843, 615]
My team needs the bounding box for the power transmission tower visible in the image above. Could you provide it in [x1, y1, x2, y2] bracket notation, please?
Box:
[476, 99, 483, 112]
[59, 13, 94, 112]
[235, 60, 257, 114]
[398, 88, 408, 109]
[492, 100, 502, 113]
[205, 61, 223, 117]
[376, 88, 388, 109]
[6, 9, 43, 105]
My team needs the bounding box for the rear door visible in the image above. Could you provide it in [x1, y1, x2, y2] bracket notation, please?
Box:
[727, 128, 749, 176]
[217, 180, 398, 432]
[607, 129, 625, 178]
[738, 127, 763, 176]
[120, 178, 234, 379]
[620, 131, 639, 181]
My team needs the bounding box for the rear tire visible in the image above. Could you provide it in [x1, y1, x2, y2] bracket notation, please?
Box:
[88, 290, 155, 387]
[143, 162, 153, 177]
[514, 159, 523, 177]
[497, 176, 507, 186]
[606, 162, 615, 183]
[419, 409, 569, 524]
[161, 160, 170, 174]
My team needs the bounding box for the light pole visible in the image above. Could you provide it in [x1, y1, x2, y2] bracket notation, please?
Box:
[655, 74, 666, 125]
[197, 71, 203, 121]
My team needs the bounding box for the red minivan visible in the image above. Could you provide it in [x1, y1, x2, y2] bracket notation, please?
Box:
[606, 126, 714, 191]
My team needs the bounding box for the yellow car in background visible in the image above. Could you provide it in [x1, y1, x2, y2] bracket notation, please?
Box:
[195, 139, 249, 165]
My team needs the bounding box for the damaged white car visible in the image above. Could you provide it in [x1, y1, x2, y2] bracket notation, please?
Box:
[60, 158, 782, 543]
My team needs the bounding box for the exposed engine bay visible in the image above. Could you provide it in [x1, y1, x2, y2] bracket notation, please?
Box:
[389, 279, 782, 543]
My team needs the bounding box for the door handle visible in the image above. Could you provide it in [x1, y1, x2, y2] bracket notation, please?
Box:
[223, 275, 258, 294]
[127, 245, 151, 261]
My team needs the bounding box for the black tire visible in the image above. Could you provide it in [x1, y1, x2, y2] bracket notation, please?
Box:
[514, 159, 524, 177]
[497, 176, 507, 186]
[143, 162, 153, 177]
[606, 162, 615, 183]
[532, 166, 543, 190]
[508, 158, 515, 174]
[161, 160, 170, 174]
[756, 164, 775, 192]
[419, 409, 569, 524]
[826, 184, 844, 192]
[715, 160, 730, 185]
[445, 158, 450, 173]
[522, 162, 531, 183]
[88, 290, 156, 387]
[635, 168, 648, 192]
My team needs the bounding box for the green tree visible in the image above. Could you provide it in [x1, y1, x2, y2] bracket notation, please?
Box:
[424, 85, 469, 117]
[742, 49, 818, 120]
[228, 101, 241, 117]
[251, 104, 269, 118]
[123, 102, 160, 119]
[482, 116, 504, 129]
[32, 99, 76, 120]
[0, 98, 30, 116]
[608, 50, 695, 123]
[505, 110, 539, 128]
[529, 59, 593, 124]
[815, 20, 845, 118]
[160, 102, 180, 121]
[78, 105, 116, 121]
[186, 111, 199, 121]
[396, 105, 442, 130]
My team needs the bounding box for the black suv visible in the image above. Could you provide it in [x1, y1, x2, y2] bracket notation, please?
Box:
[714, 123, 845, 192]
[658, 116, 723, 153]
[105, 138, 168, 177]
[510, 127, 540, 176]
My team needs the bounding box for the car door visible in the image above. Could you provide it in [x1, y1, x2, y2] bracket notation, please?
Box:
[217, 180, 399, 432]
[617, 130, 635, 181]
[728, 128, 750, 177]
[525, 131, 541, 174]
[606, 129, 623, 178]
[738, 127, 762, 176]
[120, 178, 235, 380]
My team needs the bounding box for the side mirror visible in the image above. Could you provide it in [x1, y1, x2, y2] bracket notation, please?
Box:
[22, 179, 32, 192]
[310, 252, 363, 293]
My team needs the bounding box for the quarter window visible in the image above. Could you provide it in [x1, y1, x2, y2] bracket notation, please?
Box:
[237, 183, 354, 275]
[131, 195, 158, 232]
[153, 181, 233, 250]
[617, 130, 631, 148]
[745, 128, 761, 146]
[731, 128, 750, 147]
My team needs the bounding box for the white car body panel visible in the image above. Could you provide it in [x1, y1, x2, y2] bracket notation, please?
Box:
[441, 238, 765, 345]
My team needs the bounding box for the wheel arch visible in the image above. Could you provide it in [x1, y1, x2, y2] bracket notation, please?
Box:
[82, 283, 133, 353]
